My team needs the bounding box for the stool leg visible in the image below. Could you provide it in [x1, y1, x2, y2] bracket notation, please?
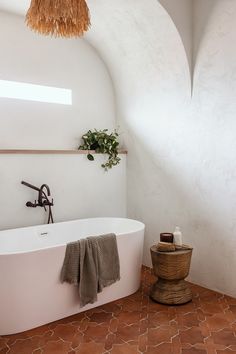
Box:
[150, 278, 192, 305]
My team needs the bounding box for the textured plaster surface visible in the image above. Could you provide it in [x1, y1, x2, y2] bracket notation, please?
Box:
[0, 10, 126, 230]
[86, 0, 236, 297]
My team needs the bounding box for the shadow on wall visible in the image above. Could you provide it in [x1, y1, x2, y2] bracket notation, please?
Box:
[158, 0, 193, 87]
[159, 0, 217, 92]
[193, 0, 217, 82]
[125, 129, 235, 297]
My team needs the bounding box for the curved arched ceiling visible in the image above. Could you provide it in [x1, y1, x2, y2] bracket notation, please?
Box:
[83, 0, 190, 129]
[0, 0, 192, 93]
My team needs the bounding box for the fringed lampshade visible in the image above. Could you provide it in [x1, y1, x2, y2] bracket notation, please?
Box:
[26, 0, 91, 38]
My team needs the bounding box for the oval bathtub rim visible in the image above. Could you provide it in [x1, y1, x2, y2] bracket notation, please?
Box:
[0, 217, 145, 256]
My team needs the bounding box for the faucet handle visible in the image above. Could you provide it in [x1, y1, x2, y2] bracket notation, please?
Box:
[26, 201, 37, 208]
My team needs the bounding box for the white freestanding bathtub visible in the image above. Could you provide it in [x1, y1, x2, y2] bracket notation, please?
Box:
[0, 217, 144, 335]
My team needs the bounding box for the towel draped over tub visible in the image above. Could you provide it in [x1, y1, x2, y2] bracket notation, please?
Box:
[60, 233, 120, 307]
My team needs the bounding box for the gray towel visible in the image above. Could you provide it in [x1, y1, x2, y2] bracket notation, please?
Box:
[78, 238, 99, 307]
[88, 234, 120, 293]
[61, 233, 120, 307]
[60, 241, 80, 284]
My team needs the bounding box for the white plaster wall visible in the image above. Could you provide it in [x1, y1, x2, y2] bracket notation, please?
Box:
[189, 0, 236, 295]
[86, 0, 236, 297]
[0, 154, 126, 229]
[0, 11, 126, 229]
[0, 11, 115, 148]
[86, 0, 190, 269]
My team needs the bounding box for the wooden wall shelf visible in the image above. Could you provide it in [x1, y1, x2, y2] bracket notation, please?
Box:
[0, 149, 127, 155]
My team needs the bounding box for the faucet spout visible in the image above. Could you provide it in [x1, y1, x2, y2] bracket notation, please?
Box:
[38, 184, 51, 205]
[21, 181, 54, 224]
[41, 184, 51, 196]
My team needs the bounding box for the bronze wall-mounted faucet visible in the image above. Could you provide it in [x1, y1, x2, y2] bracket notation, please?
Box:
[21, 181, 54, 224]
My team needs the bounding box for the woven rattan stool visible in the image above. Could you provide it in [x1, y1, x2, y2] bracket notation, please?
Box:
[150, 245, 193, 305]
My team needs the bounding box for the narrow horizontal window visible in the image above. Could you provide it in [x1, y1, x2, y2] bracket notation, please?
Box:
[0, 80, 72, 105]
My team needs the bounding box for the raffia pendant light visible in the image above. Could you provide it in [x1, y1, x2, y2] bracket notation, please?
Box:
[26, 0, 91, 38]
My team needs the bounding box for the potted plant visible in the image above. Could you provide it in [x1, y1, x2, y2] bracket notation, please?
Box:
[79, 129, 121, 171]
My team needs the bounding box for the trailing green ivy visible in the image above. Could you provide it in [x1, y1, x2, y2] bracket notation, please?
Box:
[79, 129, 121, 171]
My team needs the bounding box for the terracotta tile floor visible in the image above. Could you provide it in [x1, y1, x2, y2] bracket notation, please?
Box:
[1, 267, 236, 354]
